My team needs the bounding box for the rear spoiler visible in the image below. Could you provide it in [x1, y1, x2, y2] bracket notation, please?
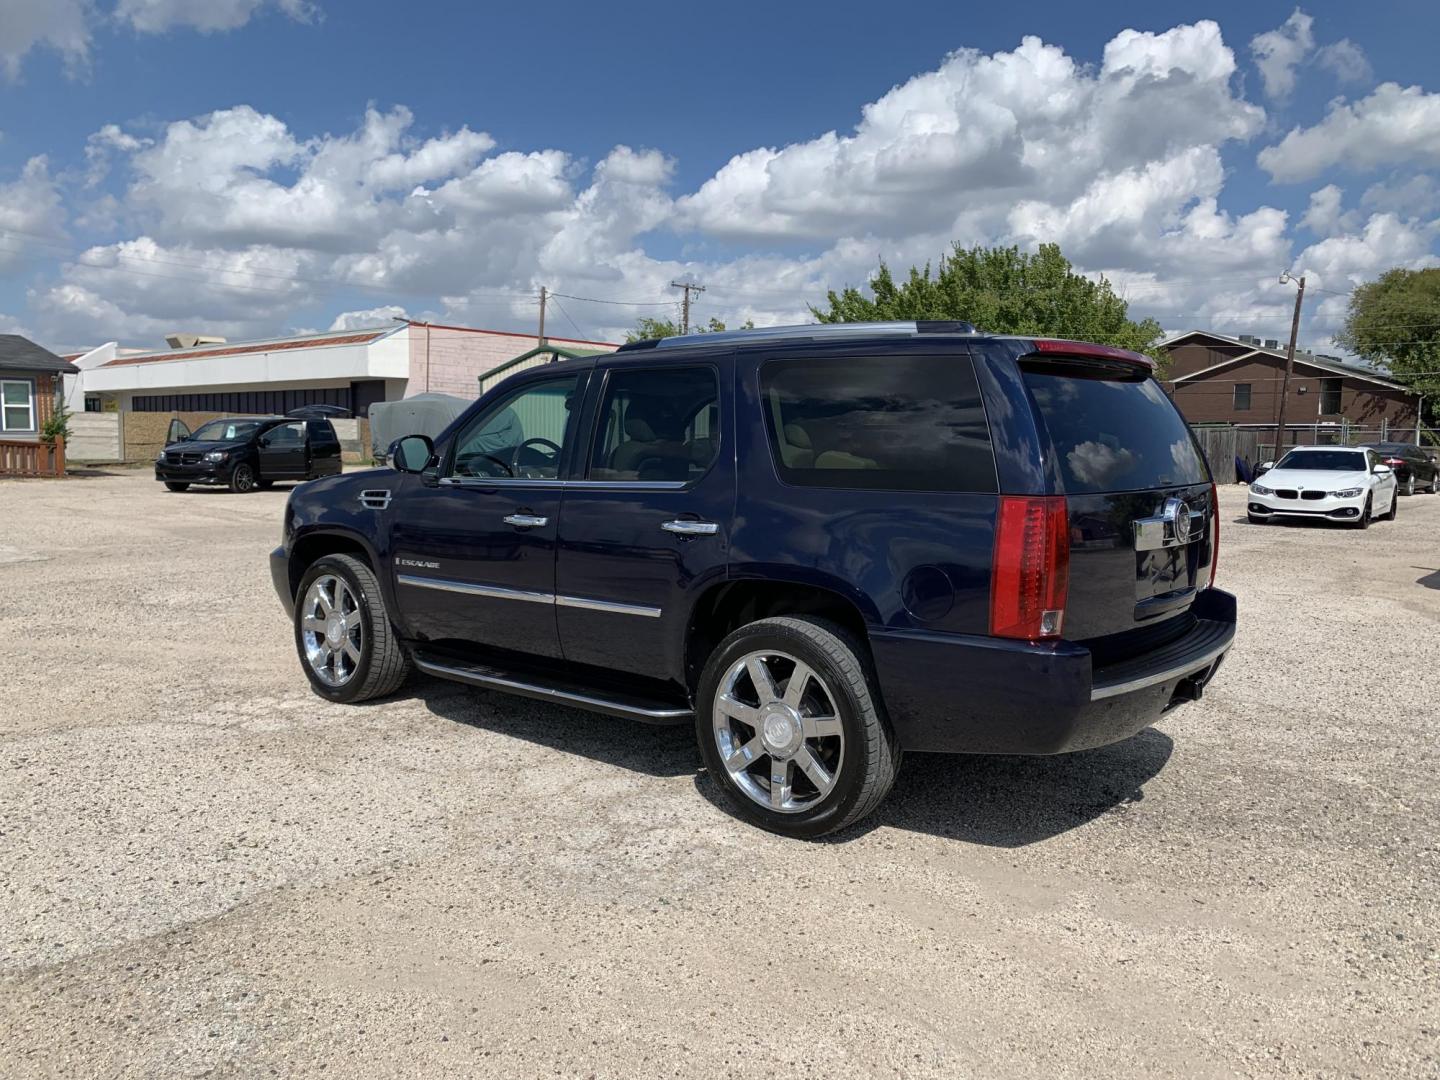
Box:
[1023, 338, 1156, 373]
[286, 405, 351, 419]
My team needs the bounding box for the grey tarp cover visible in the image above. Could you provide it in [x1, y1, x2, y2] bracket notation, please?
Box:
[369, 393, 471, 459]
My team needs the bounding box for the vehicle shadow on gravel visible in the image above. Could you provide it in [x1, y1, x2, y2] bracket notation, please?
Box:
[414, 677, 1173, 845]
[414, 678, 700, 778]
[858, 729, 1174, 846]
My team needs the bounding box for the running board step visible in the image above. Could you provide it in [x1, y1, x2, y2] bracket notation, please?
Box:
[412, 652, 692, 725]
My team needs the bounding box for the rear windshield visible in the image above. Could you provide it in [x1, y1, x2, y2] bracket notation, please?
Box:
[1023, 368, 1208, 494]
[1275, 450, 1367, 471]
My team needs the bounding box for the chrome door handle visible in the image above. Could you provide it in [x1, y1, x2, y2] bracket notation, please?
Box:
[503, 514, 549, 528]
[661, 520, 719, 536]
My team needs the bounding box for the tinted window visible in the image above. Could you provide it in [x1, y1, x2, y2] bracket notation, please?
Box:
[1273, 450, 1367, 471]
[759, 354, 995, 492]
[266, 421, 305, 445]
[191, 419, 261, 442]
[306, 419, 336, 444]
[590, 366, 719, 483]
[1024, 369, 1208, 493]
[1233, 383, 1251, 411]
[450, 375, 579, 479]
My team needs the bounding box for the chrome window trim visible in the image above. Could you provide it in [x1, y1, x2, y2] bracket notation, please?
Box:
[436, 476, 687, 491]
[555, 595, 662, 618]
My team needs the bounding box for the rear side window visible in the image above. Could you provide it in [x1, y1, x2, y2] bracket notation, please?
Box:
[306, 420, 335, 443]
[760, 354, 995, 492]
[1023, 367, 1208, 493]
[590, 366, 720, 483]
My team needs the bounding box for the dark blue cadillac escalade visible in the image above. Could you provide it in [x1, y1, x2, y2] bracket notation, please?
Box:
[271, 322, 1235, 837]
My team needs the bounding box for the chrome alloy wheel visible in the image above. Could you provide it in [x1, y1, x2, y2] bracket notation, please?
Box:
[300, 574, 363, 687]
[713, 650, 844, 814]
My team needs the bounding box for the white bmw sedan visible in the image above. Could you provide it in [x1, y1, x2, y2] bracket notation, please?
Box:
[1248, 446, 1399, 529]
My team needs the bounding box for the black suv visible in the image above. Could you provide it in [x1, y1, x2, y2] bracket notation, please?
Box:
[270, 323, 1235, 837]
[156, 409, 344, 493]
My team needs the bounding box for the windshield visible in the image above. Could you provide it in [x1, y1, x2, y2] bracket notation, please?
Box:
[189, 420, 261, 443]
[1275, 450, 1366, 471]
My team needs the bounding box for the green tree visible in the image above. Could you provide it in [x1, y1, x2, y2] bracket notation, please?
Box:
[1335, 267, 1440, 416]
[812, 242, 1166, 367]
[625, 316, 752, 343]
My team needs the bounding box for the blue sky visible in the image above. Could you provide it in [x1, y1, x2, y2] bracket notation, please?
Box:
[1, 0, 1437, 352]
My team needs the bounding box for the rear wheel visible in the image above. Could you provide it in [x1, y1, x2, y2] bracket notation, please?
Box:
[163, 482, 189, 492]
[696, 616, 900, 839]
[229, 463, 256, 493]
[1403, 474, 1416, 496]
[294, 554, 411, 703]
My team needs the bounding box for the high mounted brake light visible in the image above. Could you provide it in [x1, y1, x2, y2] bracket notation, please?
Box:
[990, 496, 1069, 640]
[1029, 339, 1156, 372]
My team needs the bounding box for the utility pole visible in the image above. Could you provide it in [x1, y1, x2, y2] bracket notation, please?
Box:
[538, 285, 548, 345]
[1274, 271, 1306, 458]
[670, 280, 705, 334]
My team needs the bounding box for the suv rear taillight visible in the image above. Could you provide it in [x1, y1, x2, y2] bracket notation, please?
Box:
[1209, 481, 1219, 588]
[990, 496, 1069, 640]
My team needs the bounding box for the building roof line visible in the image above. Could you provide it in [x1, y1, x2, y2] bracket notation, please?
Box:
[1162, 328, 1412, 392]
[398, 319, 618, 348]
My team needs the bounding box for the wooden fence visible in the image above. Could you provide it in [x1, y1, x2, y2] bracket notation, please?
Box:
[1189, 427, 1266, 485]
[0, 436, 66, 477]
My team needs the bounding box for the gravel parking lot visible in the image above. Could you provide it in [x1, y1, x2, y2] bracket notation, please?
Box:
[2, 468, 1437, 1078]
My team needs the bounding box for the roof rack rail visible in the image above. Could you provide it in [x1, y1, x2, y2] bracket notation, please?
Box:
[616, 320, 980, 352]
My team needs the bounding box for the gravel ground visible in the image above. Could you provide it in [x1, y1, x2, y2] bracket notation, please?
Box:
[1, 469, 1437, 1079]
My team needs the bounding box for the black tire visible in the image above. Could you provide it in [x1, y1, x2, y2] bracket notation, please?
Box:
[1354, 496, 1372, 529]
[293, 554, 411, 703]
[1403, 474, 1416, 496]
[1382, 488, 1398, 521]
[229, 462, 257, 493]
[695, 616, 901, 839]
[164, 482, 190, 492]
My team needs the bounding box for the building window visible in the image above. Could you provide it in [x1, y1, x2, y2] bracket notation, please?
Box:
[1, 379, 35, 432]
[1319, 378, 1342, 415]
[1233, 383, 1252, 411]
[84, 396, 102, 413]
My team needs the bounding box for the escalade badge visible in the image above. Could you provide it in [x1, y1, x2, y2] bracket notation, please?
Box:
[1163, 497, 1195, 544]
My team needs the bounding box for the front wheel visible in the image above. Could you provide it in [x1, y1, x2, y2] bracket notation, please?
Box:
[294, 554, 411, 703]
[229, 463, 257, 493]
[164, 482, 190, 492]
[1354, 496, 1372, 530]
[696, 616, 900, 839]
[1382, 489, 1399, 521]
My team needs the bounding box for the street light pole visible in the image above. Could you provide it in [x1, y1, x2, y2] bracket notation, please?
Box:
[1274, 271, 1306, 457]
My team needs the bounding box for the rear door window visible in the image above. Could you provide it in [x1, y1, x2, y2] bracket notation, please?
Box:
[759, 354, 995, 493]
[1023, 366, 1208, 493]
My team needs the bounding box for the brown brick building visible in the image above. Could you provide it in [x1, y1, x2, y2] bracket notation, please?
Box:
[1161, 330, 1422, 437]
[0, 335, 78, 443]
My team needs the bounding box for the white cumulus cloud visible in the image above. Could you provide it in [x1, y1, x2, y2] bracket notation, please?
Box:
[1250, 9, 1314, 100]
[1259, 83, 1440, 182]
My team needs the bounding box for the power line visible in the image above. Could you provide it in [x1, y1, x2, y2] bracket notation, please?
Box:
[549, 295, 587, 341]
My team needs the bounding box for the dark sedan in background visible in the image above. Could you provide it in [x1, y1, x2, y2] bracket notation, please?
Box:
[1361, 443, 1440, 496]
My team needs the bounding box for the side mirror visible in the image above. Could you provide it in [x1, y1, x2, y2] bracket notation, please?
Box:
[1373, 463, 1392, 476]
[1255, 461, 1273, 477]
[391, 435, 436, 474]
